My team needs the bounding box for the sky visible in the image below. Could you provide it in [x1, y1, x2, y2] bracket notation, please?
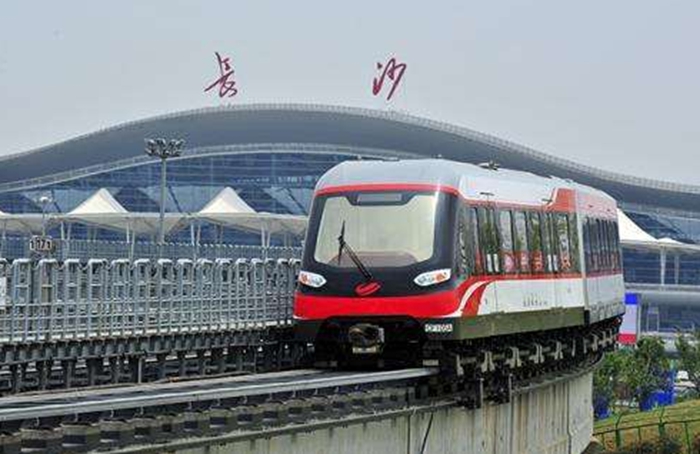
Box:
[1, 1, 699, 184]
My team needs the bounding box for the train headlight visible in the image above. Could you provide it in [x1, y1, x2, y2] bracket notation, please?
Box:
[298, 270, 327, 288]
[414, 269, 451, 287]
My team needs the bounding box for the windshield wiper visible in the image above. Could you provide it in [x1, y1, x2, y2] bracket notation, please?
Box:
[337, 221, 373, 282]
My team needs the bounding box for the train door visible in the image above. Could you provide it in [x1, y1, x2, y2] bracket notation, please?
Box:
[474, 206, 501, 314]
[540, 212, 557, 309]
[583, 216, 601, 318]
[552, 213, 578, 310]
[512, 211, 531, 312]
[570, 209, 590, 318]
[525, 212, 550, 311]
[497, 209, 519, 314]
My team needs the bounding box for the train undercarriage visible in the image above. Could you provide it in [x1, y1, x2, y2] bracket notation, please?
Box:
[309, 316, 620, 405]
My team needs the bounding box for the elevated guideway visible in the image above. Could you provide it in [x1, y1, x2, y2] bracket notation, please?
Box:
[0, 364, 596, 454]
[138, 369, 594, 454]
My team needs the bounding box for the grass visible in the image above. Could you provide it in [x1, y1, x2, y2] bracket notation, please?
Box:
[594, 399, 700, 452]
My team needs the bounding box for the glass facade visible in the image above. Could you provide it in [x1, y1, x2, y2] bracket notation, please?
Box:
[623, 249, 700, 285]
[624, 208, 700, 244]
[638, 301, 700, 334]
[0, 151, 358, 244]
[0, 151, 355, 215]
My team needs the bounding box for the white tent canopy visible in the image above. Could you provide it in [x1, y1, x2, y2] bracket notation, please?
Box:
[617, 209, 657, 243]
[69, 188, 128, 215]
[617, 209, 700, 254]
[64, 188, 185, 236]
[196, 187, 307, 238]
[0, 209, 46, 234]
[199, 187, 255, 215]
[201, 212, 308, 236]
[0, 187, 307, 251]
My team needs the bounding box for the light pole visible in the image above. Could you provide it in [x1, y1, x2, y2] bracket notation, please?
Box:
[144, 138, 185, 248]
[38, 195, 52, 237]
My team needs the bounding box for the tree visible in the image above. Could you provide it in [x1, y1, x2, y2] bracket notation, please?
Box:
[594, 349, 629, 406]
[626, 337, 670, 409]
[592, 337, 671, 413]
[675, 330, 700, 393]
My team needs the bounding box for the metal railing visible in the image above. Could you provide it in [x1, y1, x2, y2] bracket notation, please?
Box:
[0, 236, 302, 262]
[0, 256, 300, 343]
[595, 408, 699, 453]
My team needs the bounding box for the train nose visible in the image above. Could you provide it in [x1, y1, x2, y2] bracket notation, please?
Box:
[347, 323, 385, 349]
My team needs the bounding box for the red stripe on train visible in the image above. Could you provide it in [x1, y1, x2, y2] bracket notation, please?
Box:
[293, 272, 613, 320]
[294, 278, 476, 320]
[315, 183, 460, 197]
[314, 183, 617, 221]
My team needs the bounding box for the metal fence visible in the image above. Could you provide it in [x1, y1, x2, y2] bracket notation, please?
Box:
[0, 237, 303, 262]
[595, 408, 700, 452]
[0, 256, 301, 343]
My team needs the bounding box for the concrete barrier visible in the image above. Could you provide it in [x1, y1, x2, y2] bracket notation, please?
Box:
[153, 371, 593, 454]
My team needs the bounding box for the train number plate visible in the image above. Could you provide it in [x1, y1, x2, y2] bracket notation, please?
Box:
[424, 323, 453, 333]
[29, 236, 55, 253]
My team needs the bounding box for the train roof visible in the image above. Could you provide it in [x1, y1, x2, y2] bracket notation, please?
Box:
[315, 159, 617, 213]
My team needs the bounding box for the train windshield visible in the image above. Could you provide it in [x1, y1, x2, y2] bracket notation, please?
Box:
[312, 192, 439, 268]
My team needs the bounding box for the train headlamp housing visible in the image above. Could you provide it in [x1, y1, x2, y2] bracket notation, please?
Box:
[413, 269, 451, 287]
[298, 270, 327, 288]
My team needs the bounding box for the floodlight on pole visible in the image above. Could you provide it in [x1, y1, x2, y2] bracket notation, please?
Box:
[144, 138, 185, 249]
[37, 195, 52, 237]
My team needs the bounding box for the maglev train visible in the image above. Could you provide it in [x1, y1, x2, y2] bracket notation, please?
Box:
[293, 159, 625, 366]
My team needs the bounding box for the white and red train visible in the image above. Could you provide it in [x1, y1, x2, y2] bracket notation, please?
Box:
[293, 159, 625, 365]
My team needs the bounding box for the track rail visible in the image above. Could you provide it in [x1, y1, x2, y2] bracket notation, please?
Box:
[0, 347, 606, 453]
[110, 358, 602, 454]
[0, 368, 437, 424]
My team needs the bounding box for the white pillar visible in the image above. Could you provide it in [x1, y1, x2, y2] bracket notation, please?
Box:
[1, 222, 6, 258]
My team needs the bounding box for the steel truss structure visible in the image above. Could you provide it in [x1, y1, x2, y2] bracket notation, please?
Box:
[0, 257, 301, 393]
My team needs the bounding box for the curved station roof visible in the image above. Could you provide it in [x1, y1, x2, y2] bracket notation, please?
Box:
[1, 104, 698, 213]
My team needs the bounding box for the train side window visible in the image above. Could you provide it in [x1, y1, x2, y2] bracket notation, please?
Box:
[470, 208, 483, 275]
[479, 208, 500, 274]
[610, 220, 619, 271]
[547, 213, 560, 273]
[568, 213, 579, 272]
[528, 212, 544, 273]
[590, 218, 600, 272]
[499, 210, 516, 273]
[598, 219, 604, 271]
[455, 206, 469, 277]
[557, 214, 572, 272]
[583, 217, 591, 271]
[610, 221, 620, 271]
[600, 219, 610, 271]
[513, 211, 530, 273]
[540, 213, 554, 273]
[611, 220, 620, 271]
[490, 209, 502, 273]
[477, 208, 490, 273]
[605, 221, 615, 271]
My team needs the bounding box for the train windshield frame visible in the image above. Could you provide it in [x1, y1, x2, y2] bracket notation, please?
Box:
[308, 190, 447, 270]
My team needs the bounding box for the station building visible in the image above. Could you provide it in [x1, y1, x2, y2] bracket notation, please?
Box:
[0, 104, 699, 338]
